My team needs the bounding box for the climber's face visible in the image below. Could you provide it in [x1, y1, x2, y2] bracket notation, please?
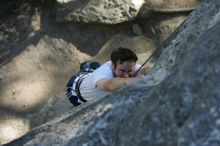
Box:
[112, 61, 136, 78]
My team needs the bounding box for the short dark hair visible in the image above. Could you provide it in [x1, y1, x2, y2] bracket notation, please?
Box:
[111, 47, 138, 66]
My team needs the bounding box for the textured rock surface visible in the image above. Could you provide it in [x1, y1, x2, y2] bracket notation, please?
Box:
[5, 1, 220, 146]
[55, 0, 145, 24]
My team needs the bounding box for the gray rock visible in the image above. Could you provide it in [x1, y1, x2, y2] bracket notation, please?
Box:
[55, 0, 145, 24]
[150, 0, 220, 84]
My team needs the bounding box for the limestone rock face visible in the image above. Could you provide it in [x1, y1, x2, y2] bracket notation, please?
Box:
[55, 0, 145, 24]
[5, 1, 220, 146]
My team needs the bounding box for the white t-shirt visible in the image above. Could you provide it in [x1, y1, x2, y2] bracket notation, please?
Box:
[80, 61, 141, 100]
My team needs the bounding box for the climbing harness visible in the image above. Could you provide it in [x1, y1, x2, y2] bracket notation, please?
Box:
[66, 61, 100, 106]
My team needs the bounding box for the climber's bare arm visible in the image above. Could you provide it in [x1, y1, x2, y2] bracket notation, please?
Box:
[96, 77, 140, 91]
